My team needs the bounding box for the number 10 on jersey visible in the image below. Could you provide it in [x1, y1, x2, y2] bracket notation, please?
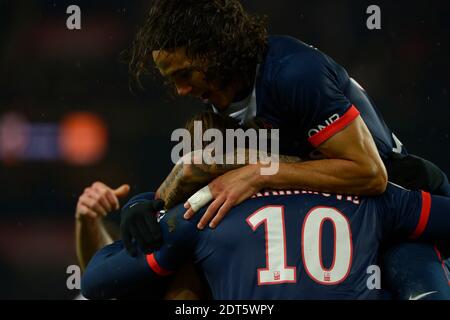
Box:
[246, 206, 353, 285]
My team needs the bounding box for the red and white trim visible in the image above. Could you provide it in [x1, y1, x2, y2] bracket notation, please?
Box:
[410, 191, 432, 239]
[308, 105, 360, 148]
[146, 253, 173, 276]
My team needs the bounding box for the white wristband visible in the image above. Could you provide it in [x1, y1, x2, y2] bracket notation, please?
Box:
[187, 186, 213, 212]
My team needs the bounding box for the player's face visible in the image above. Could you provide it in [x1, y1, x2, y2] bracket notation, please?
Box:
[152, 49, 235, 110]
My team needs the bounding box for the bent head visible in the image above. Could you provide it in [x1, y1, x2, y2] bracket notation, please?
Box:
[128, 0, 268, 110]
[152, 48, 233, 109]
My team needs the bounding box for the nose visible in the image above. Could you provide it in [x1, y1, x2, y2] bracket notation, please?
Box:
[176, 85, 193, 96]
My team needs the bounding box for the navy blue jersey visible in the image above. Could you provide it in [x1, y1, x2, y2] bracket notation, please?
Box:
[81, 183, 450, 300]
[147, 183, 434, 299]
[214, 35, 406, 160]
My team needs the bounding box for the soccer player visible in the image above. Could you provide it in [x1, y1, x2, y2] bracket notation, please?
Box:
[123, 0, 450, 296]
[81, 183, 450, 300]
[74, 183, 208, 299]
[84, 112, 448, 300]
[126, 0, 450, 230]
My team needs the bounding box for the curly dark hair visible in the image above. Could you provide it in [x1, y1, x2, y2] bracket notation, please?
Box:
[127, 0, 268, 90]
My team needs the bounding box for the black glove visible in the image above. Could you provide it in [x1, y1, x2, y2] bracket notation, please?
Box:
[120, 199, 165, 256]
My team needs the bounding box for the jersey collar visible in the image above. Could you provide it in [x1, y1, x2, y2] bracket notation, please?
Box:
[212, 65, 260, 125]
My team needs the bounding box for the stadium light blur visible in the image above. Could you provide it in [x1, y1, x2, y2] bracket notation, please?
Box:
[0, 111, 108, 166]
[59, 112, 108, 166]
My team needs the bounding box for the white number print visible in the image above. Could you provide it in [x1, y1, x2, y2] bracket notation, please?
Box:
[302, 207, 352, 285]
[247, 206, 353, 286]
[246, 206, 296, 285]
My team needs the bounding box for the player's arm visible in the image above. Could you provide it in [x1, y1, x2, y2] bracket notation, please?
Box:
[76, 218, 113, 271]
[82, 205, 199, 299]
[188, 128, 387, 229]
[253, 52, 387, 197]
[257, 115, 388, 195]
[75, 182, 130, 270]
[381, 184, 450, 242]
[156, 149, 301, 209]
[417, 194, 450, 241]
[80, 240, 169, 299]
[398, 193, 450, 242]
[190, 116, 386, 229]
[184, 56, 388, 228]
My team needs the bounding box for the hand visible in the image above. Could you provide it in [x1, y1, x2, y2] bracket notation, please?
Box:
[120, 199, 165, 256]
[75, 182, 130, 220]
[184, 164, 263, 229]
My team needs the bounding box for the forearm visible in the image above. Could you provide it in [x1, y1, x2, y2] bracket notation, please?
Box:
[156, 163, 201, 209]
[258, 158, 387, 196]
[157, 149, 301, 208]
[75, 217, 114, 271]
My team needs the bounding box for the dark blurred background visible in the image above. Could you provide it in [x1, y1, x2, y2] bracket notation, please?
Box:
[0, 0, 448, 299]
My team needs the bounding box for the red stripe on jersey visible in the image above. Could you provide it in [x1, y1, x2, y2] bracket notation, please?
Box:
[308, 105, 360, 148]
[146, 253, 173, 276]
[410, 191, 432, 239]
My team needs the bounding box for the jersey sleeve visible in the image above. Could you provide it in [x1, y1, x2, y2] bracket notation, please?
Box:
[143, 204, 202, 276]
[122, 192, 155, 208]
[379, 183, 432, 239]
[81, 240, 168, 299]
[380, 183, 450, 242]
[274, 51, 360, 148]
[415, 194, 450, 241]
[81, 205, 200, 299]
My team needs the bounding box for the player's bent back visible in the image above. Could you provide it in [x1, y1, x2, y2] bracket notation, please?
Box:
[82, 183, 450, 299]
